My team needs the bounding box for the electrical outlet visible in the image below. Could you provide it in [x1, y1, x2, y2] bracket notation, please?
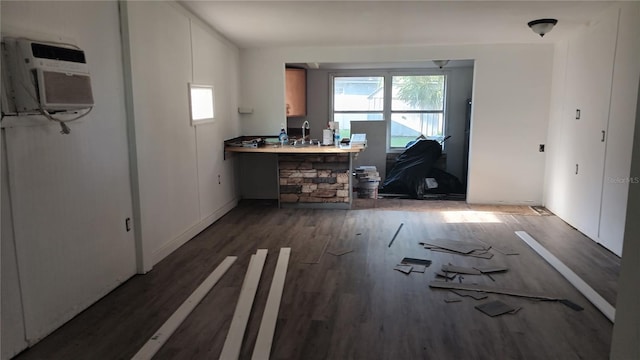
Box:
[218, 174, 221, 184]
[539, 144, 545, 152]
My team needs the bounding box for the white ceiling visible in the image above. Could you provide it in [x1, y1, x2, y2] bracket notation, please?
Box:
[180, 0, 620, 49]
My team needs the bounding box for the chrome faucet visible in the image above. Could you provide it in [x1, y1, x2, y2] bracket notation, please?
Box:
[302, 120, 310, 144]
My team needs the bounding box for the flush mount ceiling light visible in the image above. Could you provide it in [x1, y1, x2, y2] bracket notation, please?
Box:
[433, 60, 449, 69]
[528, 18, 558, 37]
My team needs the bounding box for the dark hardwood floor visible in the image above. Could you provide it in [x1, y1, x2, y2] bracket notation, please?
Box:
[14, 199, 619, 360]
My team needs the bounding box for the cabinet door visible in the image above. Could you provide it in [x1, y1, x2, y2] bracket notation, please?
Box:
[285, 68, 306, 117]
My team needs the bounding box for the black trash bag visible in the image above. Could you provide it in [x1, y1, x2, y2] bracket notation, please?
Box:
[382, 139, 442, 198]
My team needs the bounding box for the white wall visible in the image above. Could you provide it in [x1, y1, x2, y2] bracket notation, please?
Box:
[544, 3, 640, 256]
[124, 1, 241, 269]
[0, 1, 242, 356]
[1, 1, 136, 355]
[1, 145, 25, 359]
[610, 71, 640, 360]
[239, 44, 552, 204]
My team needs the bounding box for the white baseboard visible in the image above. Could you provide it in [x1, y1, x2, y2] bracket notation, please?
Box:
[515, 230, 616, 322]
[152, 198, 238, 266]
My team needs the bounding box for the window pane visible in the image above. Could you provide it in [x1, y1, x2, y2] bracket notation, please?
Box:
[334, 112, 384, 139]
[390, 113, 444, 148]
[190, 86, 214, 121]
[392, 75, 444, 111]
[334, 76, 384, 111]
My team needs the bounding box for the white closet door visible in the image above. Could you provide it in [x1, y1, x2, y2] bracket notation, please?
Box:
[563, 10, 618, 241]
[598, 5, 640, 256]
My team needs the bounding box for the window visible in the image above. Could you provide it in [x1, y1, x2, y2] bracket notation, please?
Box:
[332, 76, 384, 140]
[188, 83, 215, 125]
[331, 73, 446, 149]
[391, 75, 445, 148]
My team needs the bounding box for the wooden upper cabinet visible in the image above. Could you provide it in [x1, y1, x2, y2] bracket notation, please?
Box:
[285, 68, 306, 117]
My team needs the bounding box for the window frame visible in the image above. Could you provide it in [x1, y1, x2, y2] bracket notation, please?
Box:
[188, 83, 215, 126]
[330, 70, 449, 152]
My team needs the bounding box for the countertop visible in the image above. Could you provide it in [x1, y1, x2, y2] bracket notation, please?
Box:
[225, 144, 366, 154]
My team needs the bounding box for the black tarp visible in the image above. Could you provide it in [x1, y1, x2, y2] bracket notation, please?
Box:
[382, 139, 464, 198]
[382, 139, 442, 198]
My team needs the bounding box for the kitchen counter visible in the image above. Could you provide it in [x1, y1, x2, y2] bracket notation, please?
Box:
[225, 137, 367, 209]
[225, 144, 365, 154]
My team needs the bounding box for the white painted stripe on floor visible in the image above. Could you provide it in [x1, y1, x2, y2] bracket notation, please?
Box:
[219, 249, 268, 360]
[515, 230, 615, 322]
[132, 256, 237, 360]
[252, 248, 291, 360]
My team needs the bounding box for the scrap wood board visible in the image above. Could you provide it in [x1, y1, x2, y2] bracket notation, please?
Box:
[421, 239, 488, 254]
[327, 248, 353, 256]
[441, 265, 481, 275]
[474, 265, 508, 273]
[515, 230, 612, 321]
[450, 289, 488, 300]
[400, 257, 432, 266]
[477, 239, 519, 255]
[132, 256, 237, 360]
[435, 271, 456, 279]
[394, 264, 413, 274]
[429, 281, 558, 300]
[475, 300, 519, 317]
[388, 223, 404, 248]
[252, 248, 291, 360]
[429, 248, 494, 259]
[428, 281, 583, 311]
[220, 250, 268, 360]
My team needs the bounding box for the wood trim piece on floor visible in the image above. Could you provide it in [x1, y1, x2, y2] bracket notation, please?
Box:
[252, 248, 291, 360]
[219, 249, 268, 360]
[131, 256, 237, 360]
[515, 230, 615, 322]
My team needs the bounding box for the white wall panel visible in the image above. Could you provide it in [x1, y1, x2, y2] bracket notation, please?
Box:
[191, 21, 240, 220]
[466, 49, 552, 204]
[125, 2, 241, 265]
[126, 2, 201, 263]
[1, 142, 27, 359]
[1, 0, 136, 344]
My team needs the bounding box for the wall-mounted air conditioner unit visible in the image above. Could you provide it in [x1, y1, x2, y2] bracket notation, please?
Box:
[3, 38, 94, 113]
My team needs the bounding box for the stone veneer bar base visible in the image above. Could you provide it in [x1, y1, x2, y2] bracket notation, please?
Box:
[278, 153, 352, 209]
